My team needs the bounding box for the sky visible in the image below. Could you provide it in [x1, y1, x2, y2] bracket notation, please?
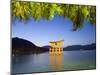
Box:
[12, 15, 96, 47]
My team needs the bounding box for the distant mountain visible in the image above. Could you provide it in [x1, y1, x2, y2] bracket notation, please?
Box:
[12, 37, 96, 55]
[82, 43, 96, 50]
[43, 43, 96, 51]
[43, 45, 51, 48]
[64, 43, 96, 51]
[12, 37, 49, 55]
[12, 37, 36, 49]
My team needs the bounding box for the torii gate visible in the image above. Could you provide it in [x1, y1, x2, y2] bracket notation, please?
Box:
[49, 40, 64, 54]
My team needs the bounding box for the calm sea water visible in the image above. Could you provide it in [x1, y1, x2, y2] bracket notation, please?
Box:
[12, 50, 96, 74]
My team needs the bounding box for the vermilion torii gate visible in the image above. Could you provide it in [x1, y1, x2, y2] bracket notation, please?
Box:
[49, 40, 64, 54]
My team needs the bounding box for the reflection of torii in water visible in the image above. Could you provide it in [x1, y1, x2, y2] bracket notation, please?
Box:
[49, 40, 64, 54]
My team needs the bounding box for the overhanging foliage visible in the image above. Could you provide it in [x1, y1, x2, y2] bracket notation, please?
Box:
[12, 0, 96, 31]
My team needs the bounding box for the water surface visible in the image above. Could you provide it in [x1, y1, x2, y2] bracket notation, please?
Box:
[12, 50, 96, 74]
